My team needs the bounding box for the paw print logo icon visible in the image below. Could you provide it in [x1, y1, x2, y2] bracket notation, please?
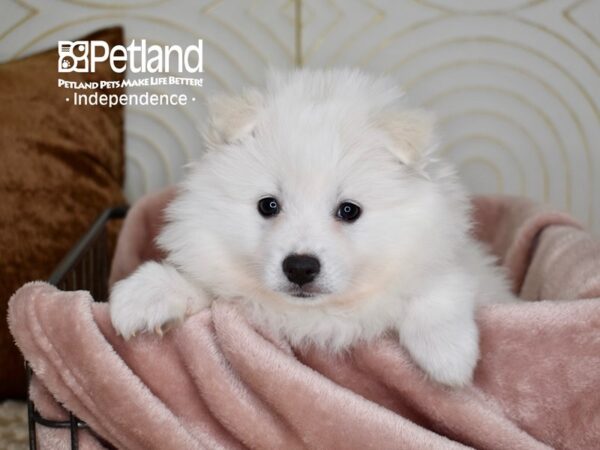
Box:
[58, 41, 89, 73]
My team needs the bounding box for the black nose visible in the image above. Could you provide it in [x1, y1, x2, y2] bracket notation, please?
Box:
[282, 254, 320, 286]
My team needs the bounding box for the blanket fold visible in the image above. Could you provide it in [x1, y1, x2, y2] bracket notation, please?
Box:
[8, 192, 600, 450]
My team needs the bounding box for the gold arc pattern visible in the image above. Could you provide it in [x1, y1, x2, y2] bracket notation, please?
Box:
[0, 0, 38, 42]
[60, 0, 167, 9]
[404, 58, 592, 223]
[442, 133, 527, 195]
[380, 32, 598, 223]
[459, 157, 505, 192]
[200, 0, 269, 66]
[132, 108, 192, 161]
[239, 1, 295, 63]
[128, 130, 174, 184]
[383, 33, 600, 221]
[564, 0, 600, 50]
[302, 0, 342, 62]
[437, 109, 550, 200]
[414, 0, 548, 15]
[328, 0, 384, 66]
[295, 0, 302, 66]
[425, 85, 571, 208]
[126, 152, 150, 194]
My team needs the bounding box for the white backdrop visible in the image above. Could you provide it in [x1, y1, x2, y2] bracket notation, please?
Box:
[1, 0, 599, 231]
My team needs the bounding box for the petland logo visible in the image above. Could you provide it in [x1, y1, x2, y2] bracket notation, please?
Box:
[58, 39, 204, 107]
[58, 39, 203, 73]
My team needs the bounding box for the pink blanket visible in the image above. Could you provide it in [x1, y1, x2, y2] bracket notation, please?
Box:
[8, 190, 600, 450]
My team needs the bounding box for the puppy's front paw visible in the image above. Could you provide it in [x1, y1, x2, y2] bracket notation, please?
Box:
[110, 262, 206, 339]
[402, 317, 479, 386]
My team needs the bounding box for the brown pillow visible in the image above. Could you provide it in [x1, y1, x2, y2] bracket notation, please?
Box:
[0, 26, 126, 398]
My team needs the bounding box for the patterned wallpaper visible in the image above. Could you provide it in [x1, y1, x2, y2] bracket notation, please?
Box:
[1, 0, 599, 231]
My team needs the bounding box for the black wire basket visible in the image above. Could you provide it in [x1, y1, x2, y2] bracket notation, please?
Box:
[26, 205, 128, 450]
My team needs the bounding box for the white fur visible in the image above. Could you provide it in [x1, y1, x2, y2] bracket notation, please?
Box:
[110, 261, 208, 338]
[110, 69, 514, 386]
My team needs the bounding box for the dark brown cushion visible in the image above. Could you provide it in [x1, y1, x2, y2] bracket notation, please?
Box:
[0, 26, 126, 398]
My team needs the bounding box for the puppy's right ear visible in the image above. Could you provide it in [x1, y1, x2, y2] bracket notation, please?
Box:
[378, 109, 435, 167]
[203, 89, 263, 149]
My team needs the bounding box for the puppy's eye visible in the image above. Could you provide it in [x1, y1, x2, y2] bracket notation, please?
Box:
[258, 197, 280, 218]
[336, 201, 361, 223]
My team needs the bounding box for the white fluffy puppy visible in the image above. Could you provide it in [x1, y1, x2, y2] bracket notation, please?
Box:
[110, 69, 513, 386]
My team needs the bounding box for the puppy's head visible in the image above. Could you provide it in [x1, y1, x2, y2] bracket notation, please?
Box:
[159, 69, 468, 309]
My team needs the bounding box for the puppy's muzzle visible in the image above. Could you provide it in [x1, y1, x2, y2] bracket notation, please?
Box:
[282, 254, 320, 286]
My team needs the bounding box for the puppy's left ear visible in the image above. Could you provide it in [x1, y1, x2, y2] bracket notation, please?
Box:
[378, 110, 436, 168]
[203, 89, 264, 149]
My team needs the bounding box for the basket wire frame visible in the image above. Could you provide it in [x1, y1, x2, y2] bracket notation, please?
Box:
[26, 206, 128, 450]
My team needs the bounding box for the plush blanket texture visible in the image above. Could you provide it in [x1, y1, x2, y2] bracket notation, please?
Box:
[8, 190, 600, 450]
